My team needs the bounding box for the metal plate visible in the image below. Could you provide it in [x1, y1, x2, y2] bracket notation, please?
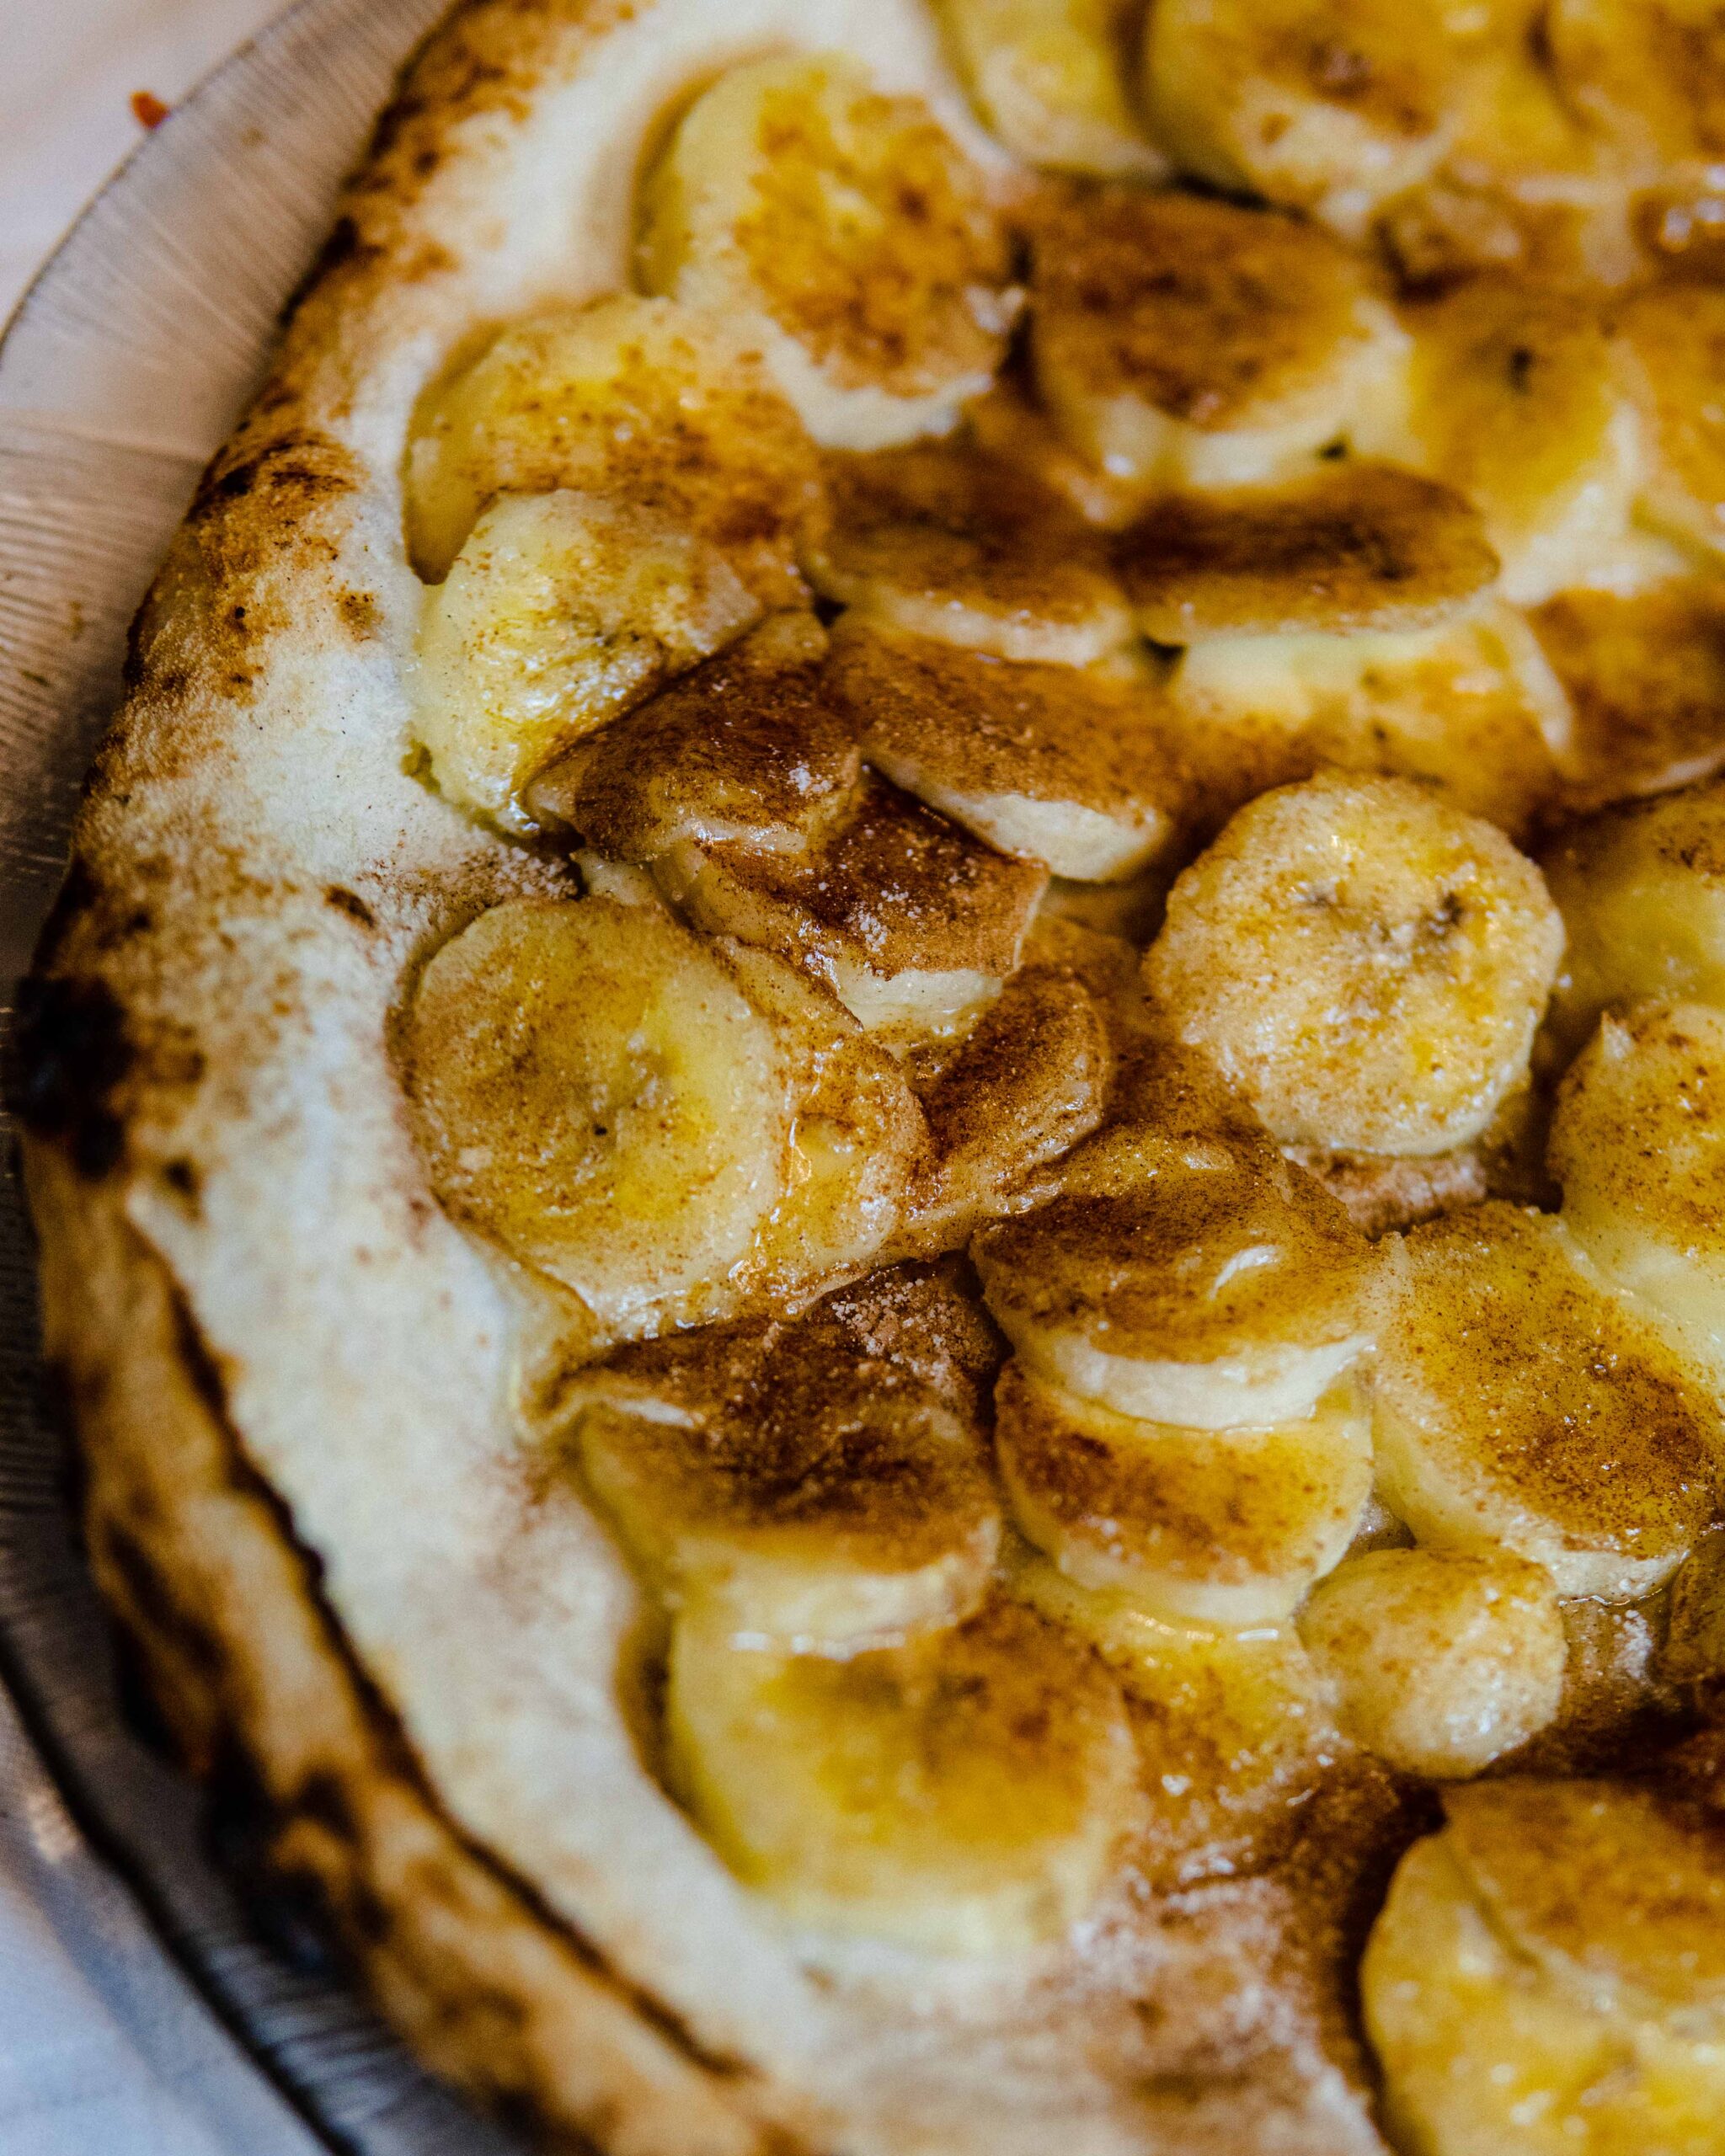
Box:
[0, 3, 527, 2147]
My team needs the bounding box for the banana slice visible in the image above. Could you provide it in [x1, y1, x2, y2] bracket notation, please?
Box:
[1011, 1550, 1341, 1887]
[1114, 463, 1498, 643]
[935, 0, 1165, 176]
[637, 53, 1016, 451]
[1370, 1203, 1716, 1599]
[996, 1363, 1372, 1625]
[404, 897, 789, 1326]
[718, 942, 927, 1292]
[966, 379, 1154, 530]
[905, 958, 1112, 1240]
[1146, 771, 1564, 1155]
[1297, 1547, 1566, 1777]
[1365, 1822, 1725, 2156]
[1618, 280, 1725, 561]
[1401, 275, 1653, 605]
[1660, 1529, 1725, 1689]
[1167, 600, 1573, 839]
[1549, 1001, 1725, 1394]
[562, 1262, 1000, 1654]
[811, 440, 1135, 666]
[827, 621, 1186, 882]
[414, 490, 759, 834]
[1547, 0, 1725, 179]
[1531, 582, 1725, 814]
[972, 1135, 1377, 1429]
[659, 771, 1047, 1040]
[665, 1593, 1142, 1953]
[1028, 184, 1410, 491]
[523, 612, 856, 859]
[1141, 0, 1471, 232]
[403, 293, 825, 600]
[1541, 779, 1725, 1056]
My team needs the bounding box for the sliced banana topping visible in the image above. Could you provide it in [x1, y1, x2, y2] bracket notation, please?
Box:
[1028, 184, 1410, 491]
[403, 293, 825, 599]
[905, 957, 1112, 1240]
[935, 0, 1165, 176]
[1531, 582, 1725, 814]
[996, 1362, 1373, 1625]
[1547, 0, 1725, 179]
[1166, 604, 1572, 837]
[660, 771, 1047, 1039]
[404, 897, 789, 1326]
[1371, 1203, 1717, 1599]
[1550, 1001, 1725, 1394]
[1401, 275, 1652, 605]
[414, 490, 759, 833]
[1298, 1546, 1566, 1777]
[523, 612, 855, 859]
[1618, 280, 1725, 560]
[1365, 1815, 1725, 2156]
[720, 944, 927, 1293]
[811, 440, 1135, 665]
[973, 1134, 1377, 1429]
[1141, 0, 1471, 232]
[827, 621, 1186, 881]
[1541, 778, 1725, 1054]
[1147, 771, 1563, 1155]
[1114, 462, 1498, 643]
[562, 1262, 999, 1655]
[1012, 1551, 1341, 1886]
[665, 1593, 1142, 1953]
[638, 53, 1015, 451]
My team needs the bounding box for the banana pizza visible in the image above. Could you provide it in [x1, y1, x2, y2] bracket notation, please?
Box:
[21, 2, 1725, 2150]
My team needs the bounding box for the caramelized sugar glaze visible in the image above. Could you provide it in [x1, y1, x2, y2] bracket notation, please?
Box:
[374, 5, 1725, 2143]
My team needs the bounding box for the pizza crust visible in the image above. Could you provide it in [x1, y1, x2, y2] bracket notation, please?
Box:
[17, 0, 1391, 2146]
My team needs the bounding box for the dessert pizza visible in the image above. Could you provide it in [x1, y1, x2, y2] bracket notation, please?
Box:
[20, 0, 1725, 2148]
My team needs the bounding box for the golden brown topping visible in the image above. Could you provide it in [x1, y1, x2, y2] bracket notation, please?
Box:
[827, 621, 1188, 880]
[1114, 462, 1498, 642]
[812, 439, 1134, 664]
[1547, 0, 1725, 173]
[1371, 1203, 1717, 1599]
[524, 613, 856, 859]
[403, 293, 825, 598]
[936, 0, 1165, 178]
[1618, 279, 1725, 559]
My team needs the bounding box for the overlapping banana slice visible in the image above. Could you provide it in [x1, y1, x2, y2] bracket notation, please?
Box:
[1027, 185, 1410, 493]
[935, 0, 1165, 176]
[1146, 772, 1565, 1155]
[1541, 778, 1725, 1055]
[1547, 0, 1725, 181]
[403, 896, 790, 1326]
[1011, 1550, 1341, 1886]
[1365, 1783, 1725, 2156]
[1141, 0, 1472, 233]
[811, 440, 1135, 665]
[414, 490, 759, 832]
[1549, 1001, 1725, 1395]
[403, 293, 825, 600]
[660, 770, 1048, 1039]
[638, 53, 1016, 451]
[1400, 274, 1663, 604]
[523, 612, 856, 858]
[903, 956, 1113, 1239]
[826, 621, 1186, 881]
[665, 1593, 1143, 1953]
[973, 1130, 1377, 1429]
[1531, 582, 1725, 813]
[560, 1263, 1000, 1655]
[1618, 280, 1725, 561]
[996, 1362, 1373, 1625]
[1113, 462, 1498, 643]
[1298, 1546, 1566, 1777]
[966, 379, 1154, 529]
[1370, 1203, 1717, 1598]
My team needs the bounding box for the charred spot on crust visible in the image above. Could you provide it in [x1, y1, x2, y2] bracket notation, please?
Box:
[8, 974, 134, 1178]
[100, 1523, 227, 1683]
[336, 589, 382, 640]
[323, 883, 378, 931]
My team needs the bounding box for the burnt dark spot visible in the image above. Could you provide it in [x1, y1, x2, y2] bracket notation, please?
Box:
[161, 1156, 201, 1212]
[106, 1616, 183, 1764]
[8, 974, 133, 1178]
[101, 1524, 226, 1681]
[336, 589, 381, 641]
[1508, 344, 1535, 392]
[323, 883, 377, 931]
[279, 214, 371, 325]
[294, 1766, 359, 1844]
